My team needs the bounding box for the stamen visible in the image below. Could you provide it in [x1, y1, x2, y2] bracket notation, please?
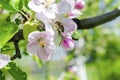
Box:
[37, 38, 45, 48]
[55, 21, 64, 32]
[45, 0, 54, 8]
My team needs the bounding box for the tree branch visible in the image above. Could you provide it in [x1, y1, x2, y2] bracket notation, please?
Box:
[73, 8, 120, 29]
[9, 30, 23, 60]
[10, 40, 21, 60]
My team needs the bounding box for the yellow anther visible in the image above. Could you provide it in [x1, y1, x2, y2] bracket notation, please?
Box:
[37, 38, 45, 48]
[39, 41, 45, 47]
[44, 0, 54, 8]
[63, 14, 69, 18]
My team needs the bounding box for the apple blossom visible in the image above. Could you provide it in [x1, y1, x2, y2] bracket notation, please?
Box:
[75, 0, 85, 10]
[61, 37, 75, 50]
[69, 9, 82, 18]
[27, 31, 56, 60]
[27, 0, 85, 58]
[0, 54, 10, 69]
[28, 0, 58, 22]
[66, 0, 85, 18]
[55, 17, 77, 37]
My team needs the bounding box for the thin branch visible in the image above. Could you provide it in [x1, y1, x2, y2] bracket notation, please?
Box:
[73, 8, 120, 29]
[9, 29, 24, 42]
[19, 11, 29, 20]
[11, 40, 21, 60]
[9, 30, 23, 60]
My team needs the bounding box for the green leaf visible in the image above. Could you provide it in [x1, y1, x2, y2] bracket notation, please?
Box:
[0, 70, 5, 80]
[0, 0, 24, 12]
[72, 31, 82, 40]
[0, 0, 16, 12]
[33, 55, 43, 68]
[7, 62, 27, 80]
[0, 21, 19, 49]
[23, 21, 38, 41]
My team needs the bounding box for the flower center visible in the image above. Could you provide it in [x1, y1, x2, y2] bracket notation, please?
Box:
[37, 38, 45, 48]
[44, 0, 54, 8]
[63, 13, 69, 18]
[55, 21, 64, 32]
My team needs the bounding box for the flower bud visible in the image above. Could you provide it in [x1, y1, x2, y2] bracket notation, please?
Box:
[75, 0, 85, 10]
[61, 37, 75, 50]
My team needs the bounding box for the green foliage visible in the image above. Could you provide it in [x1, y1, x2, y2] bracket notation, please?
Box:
[72, 31, 82, 40]
[23, 21, 38, 41]
[32, 55, 43, 68]
[0, 70, 5, 80]
[7, 62, 27, 80]
[0, 21, 19, 49]
[0, 0, 29, 12]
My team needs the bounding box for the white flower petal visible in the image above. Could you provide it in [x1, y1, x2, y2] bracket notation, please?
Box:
[27, 42, 39, 55]
[56, 0, 71, 14]
[43, 9, 56, 19]
[45, 23, 55, 36]
[37, 48, 50, 61]
[66, 0, 75, 9]
[60, 18, 77, 37]
[69, 9, 82, 18]
[36, 12, 52, 24]
[28, 0, 44, 12]
[28, 31, 41, 42]
[0, 54, 10, 69]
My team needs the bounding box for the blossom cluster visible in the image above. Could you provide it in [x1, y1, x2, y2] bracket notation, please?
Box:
[27, 0, 85, 60]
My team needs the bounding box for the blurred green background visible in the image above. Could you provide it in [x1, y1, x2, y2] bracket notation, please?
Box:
[0, 0, 120, 80]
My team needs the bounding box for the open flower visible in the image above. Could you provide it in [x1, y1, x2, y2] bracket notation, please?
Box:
[28, 0, 58, 23]
[0, 54, 10, 69]
[53, 0, 77, 37]
[27, 31, 56, 60]
[60, 18, 77, 37]
[61, 37, 75, 50]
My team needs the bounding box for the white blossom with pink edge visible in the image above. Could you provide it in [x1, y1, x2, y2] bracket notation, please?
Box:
[66, 0, 85, 18]
[0, 54, 10, 69]
[61, 37, 75, 50]
[27, 31, 56, 60]
[75, 0, 85, 10]
[28, 0, 58, 20]
[58, 17, 77, 37]
[54, 0, 77, 36]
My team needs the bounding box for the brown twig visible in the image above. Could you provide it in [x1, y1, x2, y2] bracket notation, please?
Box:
[73, 8, 120, 29]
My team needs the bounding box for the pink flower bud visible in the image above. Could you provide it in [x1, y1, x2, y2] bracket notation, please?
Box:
[61, 37, 75, 50]
[75, 0, 85, 10]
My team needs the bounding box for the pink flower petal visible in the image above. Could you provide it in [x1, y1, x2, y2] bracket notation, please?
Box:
[61, 37, 75, 50]
[75, 0, 85, 10]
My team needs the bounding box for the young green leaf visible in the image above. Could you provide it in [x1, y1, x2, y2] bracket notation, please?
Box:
[0, 21, 19, 49]
[23, 21, 38, 41]
[32, 55, 43, 68]
[7, 62, 27, 80]
[0, 0, 24, 12]
[0, 70, 5, 80]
